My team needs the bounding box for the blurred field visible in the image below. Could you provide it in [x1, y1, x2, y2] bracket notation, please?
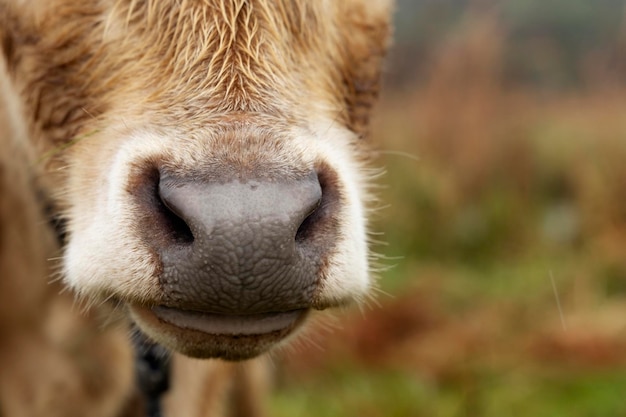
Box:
[271, 2, 626, 416]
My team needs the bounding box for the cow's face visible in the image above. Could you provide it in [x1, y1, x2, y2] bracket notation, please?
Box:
[0, 0, 392, 360]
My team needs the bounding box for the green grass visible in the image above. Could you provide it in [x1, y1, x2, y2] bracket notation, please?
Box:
[271, 368, 435, 417]
[271, 359, 626, 417]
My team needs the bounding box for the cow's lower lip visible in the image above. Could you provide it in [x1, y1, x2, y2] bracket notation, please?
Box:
[129, 305, 310, 359]
[150, 306, 307, 336]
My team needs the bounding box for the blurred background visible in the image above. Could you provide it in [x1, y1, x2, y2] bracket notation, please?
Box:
[271, 1, 626, 416]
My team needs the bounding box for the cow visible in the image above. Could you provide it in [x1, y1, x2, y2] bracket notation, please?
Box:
[0, 0, 393, 415]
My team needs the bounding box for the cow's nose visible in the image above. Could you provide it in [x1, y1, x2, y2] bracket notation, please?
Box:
[150, 171, 324, 314]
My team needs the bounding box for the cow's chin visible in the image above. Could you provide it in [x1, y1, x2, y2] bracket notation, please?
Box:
[128, 305, 309, 360]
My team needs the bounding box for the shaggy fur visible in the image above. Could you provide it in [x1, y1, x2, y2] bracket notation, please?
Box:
[0, 0, 393, 415]
[0, 58, 134, 417]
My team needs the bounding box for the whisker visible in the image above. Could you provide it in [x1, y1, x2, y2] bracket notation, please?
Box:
[375, 149, 420, 162]
[549, 270, 567, 331]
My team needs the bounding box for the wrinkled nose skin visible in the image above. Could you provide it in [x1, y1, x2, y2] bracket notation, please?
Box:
[156, 172, 323, 315]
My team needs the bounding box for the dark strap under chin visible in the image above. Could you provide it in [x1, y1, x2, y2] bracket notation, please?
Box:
[132, 328, 172, 417]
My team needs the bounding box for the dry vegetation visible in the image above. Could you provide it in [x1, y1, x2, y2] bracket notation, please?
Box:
[271, 8, 626, 417]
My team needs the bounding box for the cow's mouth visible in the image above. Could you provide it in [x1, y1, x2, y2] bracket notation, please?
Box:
[150, 306, 307, 336]
[128, 305, 309, 360]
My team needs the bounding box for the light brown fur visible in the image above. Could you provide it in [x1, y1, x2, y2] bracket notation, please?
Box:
[0, 0, 393, 415]
[0, 60, 134, 417]
[2, 0, 389, 157]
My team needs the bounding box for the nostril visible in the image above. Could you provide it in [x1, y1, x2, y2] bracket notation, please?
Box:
[156, 180, 194, 245]
[295, 170, 336, 244]
[295, 195, 322, 243]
